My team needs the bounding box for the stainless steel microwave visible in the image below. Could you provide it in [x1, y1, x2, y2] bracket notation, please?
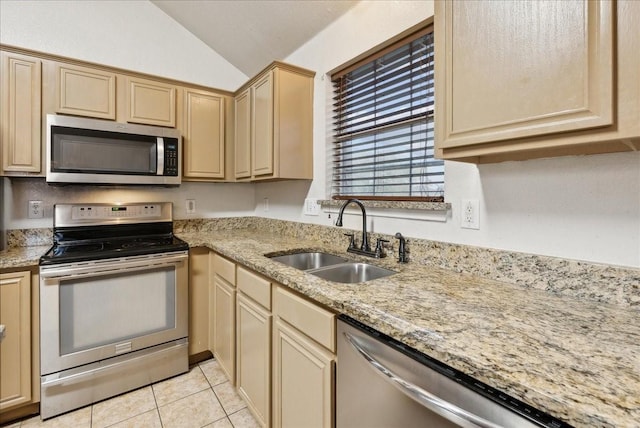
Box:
[46, 114, 182, 185]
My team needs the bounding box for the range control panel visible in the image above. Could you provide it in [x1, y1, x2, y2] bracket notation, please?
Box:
[71, 204, 162, 220]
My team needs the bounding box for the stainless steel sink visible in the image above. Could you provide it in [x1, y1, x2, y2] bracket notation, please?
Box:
[308, 263, 396, 283]
[268, 252, 349, 270]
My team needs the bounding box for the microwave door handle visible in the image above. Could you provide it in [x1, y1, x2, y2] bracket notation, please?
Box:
[157, 137, 164, 175]
[343, 331, 503, 428]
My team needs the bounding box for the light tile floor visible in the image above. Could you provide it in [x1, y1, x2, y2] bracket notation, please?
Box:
[6, 359, 260, 428]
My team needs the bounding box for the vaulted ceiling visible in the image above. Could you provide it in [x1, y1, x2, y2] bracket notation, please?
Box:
[151, 0, 359, 77]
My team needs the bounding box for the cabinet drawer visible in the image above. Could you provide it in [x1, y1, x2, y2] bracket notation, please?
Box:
[274, 286, 335, 352]
[213, 254, 236, 285]
[237, 267, 271, 310]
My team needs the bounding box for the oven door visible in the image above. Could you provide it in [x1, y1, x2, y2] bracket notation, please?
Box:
[39, 251, 188, 376]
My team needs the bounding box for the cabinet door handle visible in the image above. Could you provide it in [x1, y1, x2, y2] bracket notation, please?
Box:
[344, 331, 503, 428]
[0, 324, 5, 342]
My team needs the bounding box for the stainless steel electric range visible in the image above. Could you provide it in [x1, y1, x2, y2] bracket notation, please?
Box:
[38, 202, 189, 419]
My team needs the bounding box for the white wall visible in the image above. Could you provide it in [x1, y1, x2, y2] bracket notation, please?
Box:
[4, 179, 255, 229]
[0, 0, 256, 228]
[0, 0, 248, 90]
[255, 0, 640, 268]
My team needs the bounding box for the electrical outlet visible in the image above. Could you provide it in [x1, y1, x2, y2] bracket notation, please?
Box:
[28, 200, 44, 219]
[461, 199, 480, 229]
[186, 199, 196, 214]
[303, 198, 320, 216]
[263, 197, 269, 212]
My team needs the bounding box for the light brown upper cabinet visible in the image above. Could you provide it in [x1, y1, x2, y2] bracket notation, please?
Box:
[435, 0, 640, 163]
[0, 51, 42, 175]
[235, 62, 315, 181]
[252, 72, 275, 177]
[125, 76, 176, 127]
[55, 63, 116, 120]
[181, 88, 226, 180]
[234, 88, 251, 180]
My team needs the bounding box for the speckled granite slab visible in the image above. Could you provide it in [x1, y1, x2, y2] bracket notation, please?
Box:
[180, 217, 640, 309]
[177, 228, 640, 427]
[6, 227, 52, 248]
[3, 218, 639, 310]
[0, 245, 51, 270]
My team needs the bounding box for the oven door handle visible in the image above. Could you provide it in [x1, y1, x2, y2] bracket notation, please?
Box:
[40, 252, 188, 280]
[343, 331, 504, 428]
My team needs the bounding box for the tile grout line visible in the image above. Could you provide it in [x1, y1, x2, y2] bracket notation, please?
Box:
[197, 363, 235, 425]
[150, 383, 164, 428]
[197, 360, 251, 427]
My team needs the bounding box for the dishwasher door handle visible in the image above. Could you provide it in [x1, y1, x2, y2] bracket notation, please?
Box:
[343, 331, 504, 428]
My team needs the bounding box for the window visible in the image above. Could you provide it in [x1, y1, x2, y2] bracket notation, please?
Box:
[331, 26, 443, 201]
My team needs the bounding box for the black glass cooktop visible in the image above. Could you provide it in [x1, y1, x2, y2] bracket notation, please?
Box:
[39, 223, 189, 265]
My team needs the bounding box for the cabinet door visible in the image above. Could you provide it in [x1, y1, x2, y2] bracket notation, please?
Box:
[234, 88, 251, 179]
[183, 89, 225, 179]
[272, 68, 314, 180]
[56, 63, 116, 119]
[436, 0, 613, 149]
[212, 276, 236, 384]
[0, 271, 31, 410]
[1, 52, 42, 174]
[188, 248, 210, 356]
[273, 319, 334, 428]
[251, 72, 274, 177]
[126, 76, 176, 127]
[237, 294, 272, 427]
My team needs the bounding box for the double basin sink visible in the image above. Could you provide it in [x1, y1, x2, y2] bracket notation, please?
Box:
[267, 251, 396, 284]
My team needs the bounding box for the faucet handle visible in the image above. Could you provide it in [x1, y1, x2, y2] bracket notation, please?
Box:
[344, 233, 356, 249]
[374, 238, 389, 258]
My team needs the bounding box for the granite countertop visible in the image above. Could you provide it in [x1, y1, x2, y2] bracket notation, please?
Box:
[2, 231, 638, 427]
[0, 245, 50, 270]
[178, 229, 639, 428]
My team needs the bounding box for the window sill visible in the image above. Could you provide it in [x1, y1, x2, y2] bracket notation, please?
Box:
[318, 200, 451, 212]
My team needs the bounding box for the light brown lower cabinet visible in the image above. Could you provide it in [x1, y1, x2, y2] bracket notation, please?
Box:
[188, 248, 211, 357]
[236, 266, 273, 427]
[237, 293, 272, 427]
[272, 319, 334, 428]
[0, 271, 31, 410]
[0, 270, 40, 425]
[211, 254, 237, 384]
[207, 254, 336, 428]
[272, 286, 335, 428]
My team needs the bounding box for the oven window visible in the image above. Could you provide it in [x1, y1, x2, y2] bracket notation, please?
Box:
[58, 267, 175, 355]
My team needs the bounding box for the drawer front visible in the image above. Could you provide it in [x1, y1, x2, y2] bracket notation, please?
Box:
[274, 286, 335, 352]
[213, 254, 236, 285]
[237, 267, 271, 310]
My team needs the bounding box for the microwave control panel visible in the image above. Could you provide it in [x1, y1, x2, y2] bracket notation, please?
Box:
[164, 138, 179, 176]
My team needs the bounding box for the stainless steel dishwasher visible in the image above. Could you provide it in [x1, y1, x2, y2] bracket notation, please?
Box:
[337, 316, 570, 428]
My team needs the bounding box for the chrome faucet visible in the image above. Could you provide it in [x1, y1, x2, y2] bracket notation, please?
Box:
[336, 199, 386, 258]
[394, 232, 409, 263]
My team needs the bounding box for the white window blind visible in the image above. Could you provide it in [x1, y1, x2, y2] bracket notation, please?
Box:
[331, 27, 443, 201]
